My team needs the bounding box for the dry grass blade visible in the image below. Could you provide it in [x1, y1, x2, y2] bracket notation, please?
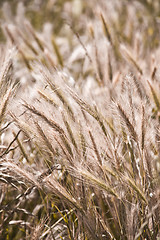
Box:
[0, 48, 14, 91]
[141, 105, 145, 151]
[0, 87, 12, 126]
[147, 80, 160, 110]
[13, 131, 30, 163]
[10, 112, 34, 138]
[62, 112, 78, 151]
[116, 102, 138, 142]
[0, 130, 21, 158]
[25, 21, 45, 51]
[44, 176, 82, 211]
[51, 36, 63, 67]
[22, 104, 74, 158]
[78, 123, 87, 159]
[35, 121, 56, 156]
[54, 136, 73, 164]
[100, 13, 113, 46]
[69, 23, 93, 65]
[151, 66, 157, 81]
[59, 134, 73, 157]
[19, 48, 32, 70]
[103, 164, 118, 179]
[23, 103, 65, 136]
[132, 75, 146, 100]
[127, 83, 135, 125]
[16, 28, 38, 55]
[123, 175, 147, 203]
[4, 26, 16, 45]
[121, 45, 143, 75]
[127, 140, 139, 179]
[108, 51, 113, 82]
[89, 130, 102, 165]
[0, 121, 12, 133]
[67, 86, 109, 137]
[144, 150, 153, 179]
[40, 70, 75, 121]
[38, 89, 58, 108]
[0, 160, 40, 188]
[92, 28, 104, 85]
[69, 88, 98, 119]
[78, 168, 119, 198]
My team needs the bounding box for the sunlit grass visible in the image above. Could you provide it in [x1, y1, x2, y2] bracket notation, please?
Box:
[0, 0, 160, 239]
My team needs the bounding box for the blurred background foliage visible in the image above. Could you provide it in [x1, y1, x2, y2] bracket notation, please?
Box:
[0, 0, 160, 50]
[0, 0, 94, 39]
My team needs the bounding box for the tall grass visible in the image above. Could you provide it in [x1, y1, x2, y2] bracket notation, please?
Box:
[0, 0, 160, 239]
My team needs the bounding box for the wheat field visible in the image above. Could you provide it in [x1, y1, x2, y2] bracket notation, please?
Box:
[0, 0, 160, 239]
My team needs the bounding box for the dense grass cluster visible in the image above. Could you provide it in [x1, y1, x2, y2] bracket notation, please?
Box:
[0, 0, 160, 239]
